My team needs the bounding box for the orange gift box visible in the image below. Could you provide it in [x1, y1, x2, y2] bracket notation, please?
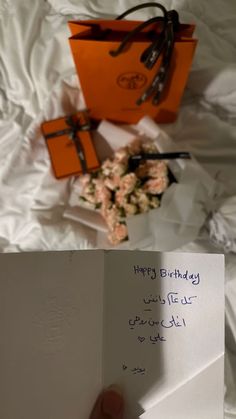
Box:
[68, 5, 197, 124]
[41, 112, 100, 179]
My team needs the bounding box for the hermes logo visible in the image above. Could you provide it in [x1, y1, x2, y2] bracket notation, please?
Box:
[117, 72, 147, 90]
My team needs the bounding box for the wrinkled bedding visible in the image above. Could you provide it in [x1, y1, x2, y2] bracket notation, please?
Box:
[0, 0, 236, 417]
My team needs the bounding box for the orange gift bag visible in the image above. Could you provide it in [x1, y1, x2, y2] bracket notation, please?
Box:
[68, 2, 197, 124]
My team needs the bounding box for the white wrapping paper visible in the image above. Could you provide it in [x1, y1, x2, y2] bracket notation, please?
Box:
[64, 117, 223, 250]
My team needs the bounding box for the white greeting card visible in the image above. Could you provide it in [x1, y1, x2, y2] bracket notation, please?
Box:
[103, 251, 224, 419]
[0, 250, 224, 419]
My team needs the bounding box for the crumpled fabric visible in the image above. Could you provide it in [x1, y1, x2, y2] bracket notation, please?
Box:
[208, 196, 236, 254]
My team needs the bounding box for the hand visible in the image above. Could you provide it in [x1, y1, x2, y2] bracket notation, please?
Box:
[90, 387, 124, 419]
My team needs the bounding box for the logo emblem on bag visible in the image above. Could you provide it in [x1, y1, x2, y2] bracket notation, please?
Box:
[117, 72, 147, 90]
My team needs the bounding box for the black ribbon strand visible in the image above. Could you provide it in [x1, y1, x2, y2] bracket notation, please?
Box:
[110, 3, 179, 106]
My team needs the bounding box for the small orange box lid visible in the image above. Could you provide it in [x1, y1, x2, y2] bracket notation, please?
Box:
[41, 112, 100, 179]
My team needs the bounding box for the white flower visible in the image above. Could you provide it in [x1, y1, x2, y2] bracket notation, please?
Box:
[114, 147, 129, 164]
[141, 139, 158, 153]
[112, 161, 127, 177]
[149, 196, 160, 209]
[135, 189, 150, 213]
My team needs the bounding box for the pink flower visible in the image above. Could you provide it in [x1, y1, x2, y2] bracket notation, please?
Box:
[108, 223, 128, 245]
[123, 202, 138, 215]
[102, 205, 120, 231]
[114, 147, 129, 165]
[135, 161, 168, 179]
[80, 192, 97, 205]
[143, 176, 169, 195]
[100, 200, 111, 217]
[80, 182, 96, 205]
[102, 159, 127, 177]
[79, 173, 92, 187]
[102, 159, 113, 176]
[111, 162, 127, 177]
[128, 139, 142, 155]
[104, 175, 120, 191]
[93, 179, 111, 205]
[135, 162, 149, 179]
[115, 188, 127, 207]
[81, 181, 94, 194]
[147, 161, 168, 178]
[119, 173, 137, 195]
[77, 136, 171, 245]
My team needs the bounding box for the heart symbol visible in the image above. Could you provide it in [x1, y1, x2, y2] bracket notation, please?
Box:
[138, 336, 145, 343]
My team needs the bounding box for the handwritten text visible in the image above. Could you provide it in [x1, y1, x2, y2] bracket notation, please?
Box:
[133, 265, 201, 285]
[122, 364, 146, 375]
[129, 314, 186, 331]
[143, 292, 197, 307]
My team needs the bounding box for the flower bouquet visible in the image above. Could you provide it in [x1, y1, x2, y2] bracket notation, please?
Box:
[77, 138, 172, 245]
[64, 117, 220, 250]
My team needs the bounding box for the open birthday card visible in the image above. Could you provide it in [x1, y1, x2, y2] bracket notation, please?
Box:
[0, 250, 224, 419]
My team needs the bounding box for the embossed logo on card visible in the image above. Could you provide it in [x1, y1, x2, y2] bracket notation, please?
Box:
[33, 293, 78, 355]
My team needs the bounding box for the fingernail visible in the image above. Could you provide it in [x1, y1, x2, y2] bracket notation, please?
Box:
[101, 388, 124, 417]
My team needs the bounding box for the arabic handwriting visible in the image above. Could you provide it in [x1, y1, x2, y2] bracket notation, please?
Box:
[131, 367, 146, 375]
[129, 315, 186, 330]
[136, 334, 166, 344]
[148, 319, 159, 327]
[159, 295, 166, 304]
[122, 364, 146, 375]
[160, 315, 186, 329]
[143, 296, 156, 304]
[129, 264, 200, 349]
[129, 316, 141, 328]
[150, 333, 166, 343]
[142, 292, 197, 307]
[167, 292, 179, 306]
[181, 295, 197, 305]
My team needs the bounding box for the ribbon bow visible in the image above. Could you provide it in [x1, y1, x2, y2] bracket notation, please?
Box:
[45, 114, 91, 174]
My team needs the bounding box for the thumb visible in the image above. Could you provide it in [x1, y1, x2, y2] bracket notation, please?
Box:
[90, 387, 124, 419]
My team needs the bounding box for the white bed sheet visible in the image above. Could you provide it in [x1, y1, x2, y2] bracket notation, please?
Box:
[0, 0, 236, 417]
